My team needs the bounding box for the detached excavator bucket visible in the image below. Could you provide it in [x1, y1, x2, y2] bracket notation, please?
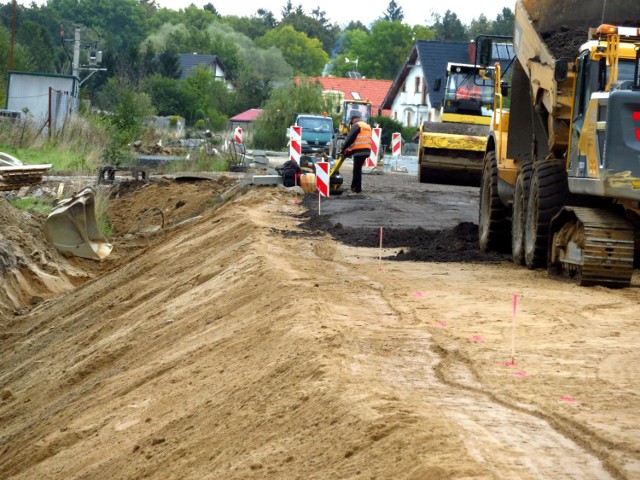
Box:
[44, 186, 113, 260]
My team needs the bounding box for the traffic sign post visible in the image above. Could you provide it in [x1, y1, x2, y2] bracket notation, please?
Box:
[315, 161, 330, 214]
[364, 127, 382, 171]
[391, 132, 402, 156]
[289, 126, 301, 164]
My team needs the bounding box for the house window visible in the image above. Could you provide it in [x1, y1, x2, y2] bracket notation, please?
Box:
[414, 76, 421, 93]
[421, 78, 427, 105]
[393, 111, 398, 121]
[406, 111, 411, 126]
[402, 82, 406, 92]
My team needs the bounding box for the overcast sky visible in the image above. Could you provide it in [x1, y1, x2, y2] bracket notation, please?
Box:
[17, 0, 514, 27]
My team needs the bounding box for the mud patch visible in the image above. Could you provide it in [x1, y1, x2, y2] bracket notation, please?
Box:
[292, 207, 507, 263]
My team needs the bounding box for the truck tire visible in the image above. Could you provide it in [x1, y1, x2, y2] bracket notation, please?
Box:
[479, 151, 510, 252]
[524, 159, 568, 269]
[511, 162, 531, 265]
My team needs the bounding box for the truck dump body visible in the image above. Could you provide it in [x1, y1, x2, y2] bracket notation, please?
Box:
[480, 0, 640, 288]
[519, 0, 640, 59]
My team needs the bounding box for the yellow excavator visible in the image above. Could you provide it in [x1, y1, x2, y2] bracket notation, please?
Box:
[479, 0, 640, 287]
[330, 99, 372, 159]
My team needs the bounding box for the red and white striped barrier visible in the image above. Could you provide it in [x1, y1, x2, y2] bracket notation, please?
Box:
[234, 127, 243, 144]
[289, 125, 301, 164]
[364, 127, 382, 169]
[391, 132, 402, 156]
[316, 161, 330, 198]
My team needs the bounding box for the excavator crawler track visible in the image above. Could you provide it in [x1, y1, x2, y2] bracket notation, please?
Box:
[549, 207, 635, 288]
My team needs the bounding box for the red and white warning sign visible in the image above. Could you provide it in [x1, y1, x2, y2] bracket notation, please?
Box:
[391, 132, 402, 156]
[364, 127, 382, 169]
[289, 125, 301, 164]
[315, 161, 330, 198]
[234, 127, 243, 144]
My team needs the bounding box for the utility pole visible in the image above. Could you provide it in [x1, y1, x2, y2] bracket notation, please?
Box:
[65, 27, 105, 112]
[9, 0, 16, 70]
[72, 27, 81, 79]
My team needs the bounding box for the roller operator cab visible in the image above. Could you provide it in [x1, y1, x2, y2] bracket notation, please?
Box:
[417, 62, 499, 185]
[478, 0, 640, 288]
[441, 63, 495, 119]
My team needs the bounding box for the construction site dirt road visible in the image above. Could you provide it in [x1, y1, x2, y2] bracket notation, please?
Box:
[1, 169, 639, 479]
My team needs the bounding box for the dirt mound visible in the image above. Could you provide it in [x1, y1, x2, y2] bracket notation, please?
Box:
[106, 176, 238, 236]
[133, 143, 187, 156]
[521, 0, 640, 58]
[0, 198, 90, 319]
[0, 175, 242, 319]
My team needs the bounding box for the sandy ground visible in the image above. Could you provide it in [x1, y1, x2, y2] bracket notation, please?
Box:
[1, 169, 639, 479]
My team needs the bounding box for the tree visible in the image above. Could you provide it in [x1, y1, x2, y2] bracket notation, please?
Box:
[281, 0, 293, 18]
[412, 25, 435, 41]
[157, 47, 182, 79]
[224, 9, 276, 40]
[15, 20, 57, 72]
[96, 76, 155, 139]
[492, 8, 514, 37]
[48, 0, 149, 52]
[344, 21, 369, 34]
[143, 75, 188, 116]
[430, 10, 468, 41]
[257, 25, 329, 76]
[233, 45, 293, 112]
[338, 21, 412, 79]
[280, 5, 340, 53]
[203, 3, 219, 16]
[468, 14, 491, 40]
[252, 79, 333, 150]
[381, 1, 404, 22]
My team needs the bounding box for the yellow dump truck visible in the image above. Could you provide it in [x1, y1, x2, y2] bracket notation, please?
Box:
[418, 62, 497, 185]
[479, 0, 640, 287]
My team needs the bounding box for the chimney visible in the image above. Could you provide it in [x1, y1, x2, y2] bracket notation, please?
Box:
[468, 41, 477, 64]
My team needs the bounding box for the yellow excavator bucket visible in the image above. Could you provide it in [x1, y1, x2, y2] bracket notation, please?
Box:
[44, 186, 113, 260]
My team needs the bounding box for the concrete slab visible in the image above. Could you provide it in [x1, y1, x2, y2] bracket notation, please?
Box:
[252, 175, 283, 186]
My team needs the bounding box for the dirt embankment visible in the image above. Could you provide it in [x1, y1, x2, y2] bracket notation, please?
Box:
[0, 176, 240, 320]
[1, 173, 639, 480]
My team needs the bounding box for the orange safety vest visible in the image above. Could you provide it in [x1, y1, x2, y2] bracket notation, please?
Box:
[352, 121, 372, 151]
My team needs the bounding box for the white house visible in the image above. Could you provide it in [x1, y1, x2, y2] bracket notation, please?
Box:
[177, 54, 232, 90]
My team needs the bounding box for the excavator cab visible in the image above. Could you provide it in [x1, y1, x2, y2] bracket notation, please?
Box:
[340, 100, 372, 131]
[331, 99, 372, 158]
[44, 187, 113, 260]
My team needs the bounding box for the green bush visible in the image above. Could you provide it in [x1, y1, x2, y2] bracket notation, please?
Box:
[252, 79, 334, 150]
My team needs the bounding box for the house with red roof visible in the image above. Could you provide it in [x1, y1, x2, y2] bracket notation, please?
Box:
[229, 108, 262, 129]
[295, 77, 393, 117]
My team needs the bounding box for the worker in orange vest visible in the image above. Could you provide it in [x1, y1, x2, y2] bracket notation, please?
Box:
[341, 112, 372, 195]
[457, 79, 481, 100]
